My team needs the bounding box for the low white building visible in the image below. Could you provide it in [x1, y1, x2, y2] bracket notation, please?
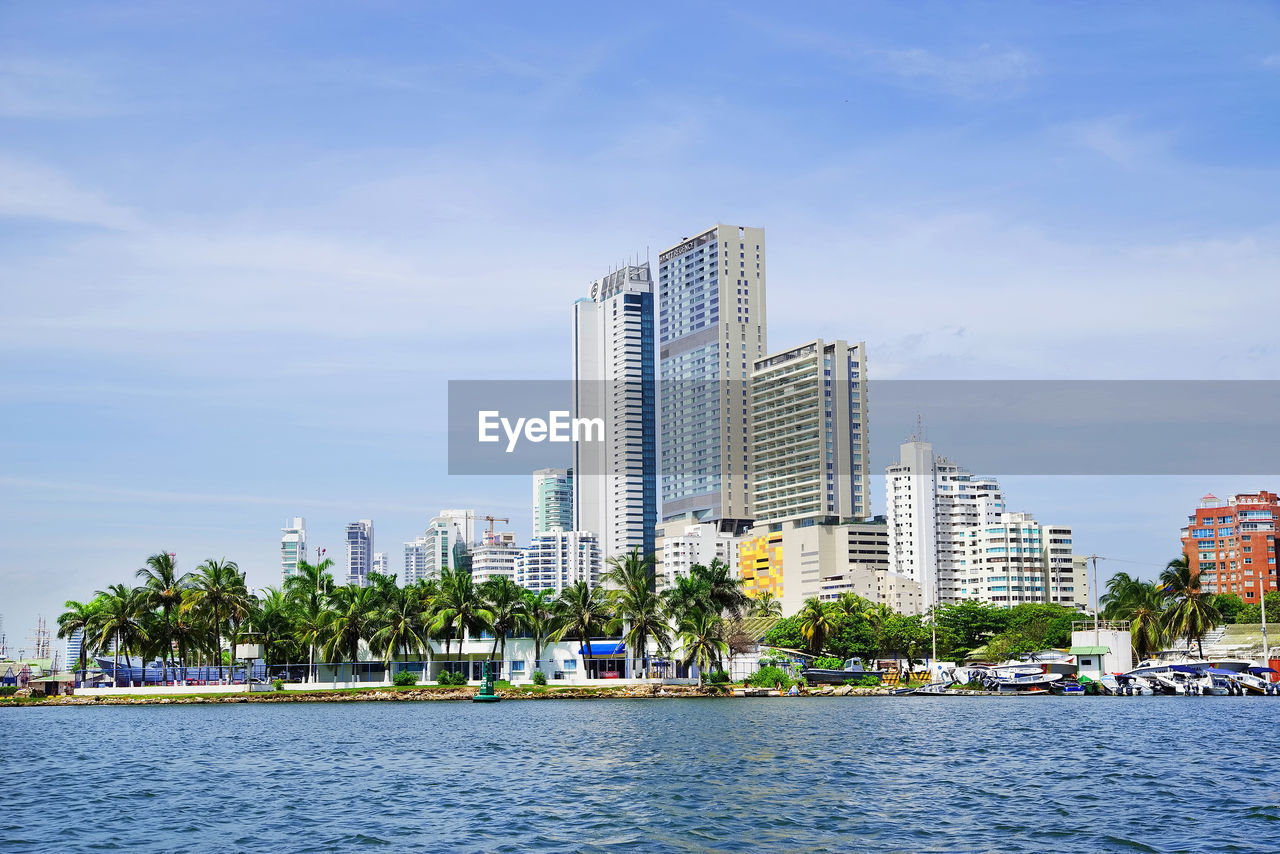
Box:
[957, 513, 1085, 609]
[655, 521, 740, 591]
[470, 532, 521, 584]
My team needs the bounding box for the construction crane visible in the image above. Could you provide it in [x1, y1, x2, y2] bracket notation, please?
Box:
[482, 515, 510, 534]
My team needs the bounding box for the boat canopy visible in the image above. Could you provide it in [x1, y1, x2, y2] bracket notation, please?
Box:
[1249, 666, 1277, 674]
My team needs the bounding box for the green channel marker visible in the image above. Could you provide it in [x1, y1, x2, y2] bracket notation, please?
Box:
[473, 660, 500, 703]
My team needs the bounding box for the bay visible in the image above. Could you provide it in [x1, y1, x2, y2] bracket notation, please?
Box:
[3, 697, 1277, 852]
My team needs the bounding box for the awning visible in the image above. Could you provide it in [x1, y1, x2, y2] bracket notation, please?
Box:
[1249, 666, 1277, 675]
[579, 641, 625, 657]
[1069, 646, 1109, 655]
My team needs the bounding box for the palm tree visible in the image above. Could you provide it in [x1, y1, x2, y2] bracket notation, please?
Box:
[693, 558, 750, 619]
[519, 588, 558, 675]
[183, 558, 246, 681]
[250, 586, 294, 671]
[797, 598, 833, 655]
[57, 598, 99, 677]
[93, 583, 146, 686]
[371, 586, 429, 678]
[677, 609, 727, 686]
[751, 591, 783, 618]
[135, 551, 190, 681]
[604, 549, 669, 677]
[430, 568, 494, 675]
[286, 558, 334, 680]
[1161, 557, 1221, 658]
[480, 576, 526, 668]
[552, 581, 615, 673]
[663, 572, 709, 626]
[293, 595, 327, 683]
[321, 584, 380, 680]
[830, 592, 868, 621]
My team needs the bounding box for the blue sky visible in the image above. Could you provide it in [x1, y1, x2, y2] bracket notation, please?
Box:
[2, 2, 1279, 647]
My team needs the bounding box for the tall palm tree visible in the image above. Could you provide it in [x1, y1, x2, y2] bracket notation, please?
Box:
[250, 587, 294, 671]
[183, 558, 246, 681]
[519, 588, 558, 674]
[93, 583, 146, 687]
[677, 609, 727, 686]
[605, 548, 666, 677]
[293, 595, 327, 683]
[371, 586, 429, 677]
[57, 598, 99, 677]
[480, 576, 526, 667]
[135, 551, 190, 681]
[286, 558, 334, 680]
[694, 558, 750, 619]
[321, 585, 380, 677]
[831, 592, 868, 621]
[1161, 557, 1220, 658]
[663, 572, 709, 626]
[431, 568, 494, 672]
[751, 591, 783, 618]
[797, 598, 833, 655]
[552, 581, 615, 670]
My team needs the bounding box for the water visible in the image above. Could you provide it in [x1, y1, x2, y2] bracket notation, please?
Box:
[4, 696, 1278, 852]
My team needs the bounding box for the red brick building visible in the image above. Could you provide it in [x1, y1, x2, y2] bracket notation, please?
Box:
[1180, 491, 1279, 602]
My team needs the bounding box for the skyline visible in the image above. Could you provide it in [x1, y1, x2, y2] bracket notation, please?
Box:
[4, 2, 1280, 631]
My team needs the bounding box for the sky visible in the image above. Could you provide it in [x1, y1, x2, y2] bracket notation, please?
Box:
[2, 2, 1279, 651]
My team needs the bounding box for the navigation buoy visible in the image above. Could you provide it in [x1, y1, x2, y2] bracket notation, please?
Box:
[473, 660, 500, 703]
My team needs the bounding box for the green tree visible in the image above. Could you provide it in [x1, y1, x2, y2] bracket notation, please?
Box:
[1160, 557, 1220, 658]
[135, 551, 191, 681]
[92, 583, 147, 686]
[183, 558, 248, 680]
[604, 549, 670, 678]
[1212, 592, 1245, 624]
[693, 558, 750, 619]
[57, 598, 100, 676]
[321, 584, 380, 669]
[751, 591, 783, 618]
[286, 558, 335, 679]
[371, 585, 430, 675]
[1099, 571, 1168, 660]
[935, 600, 1009, 656]
[677, 609, 728, 686]
[250, 586, 295, 669]
[519, 588, 558, 674]
[797, 598, 833, 655]
[551, 580, 615, 666]
[431, 568, 494, 666]
[479, 576, 526, 664]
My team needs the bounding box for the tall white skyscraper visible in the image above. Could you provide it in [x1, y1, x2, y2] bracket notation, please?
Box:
[752, 339, 869, 523]
[572, 263, 657, 561]
[532, 468, 574, 534]
[403, 513, 469, 585]
[886, 441, 1004, 611]
[659, 224, 766, 530]
[281, 517, 307, 582]
[371, 552, 391, 579]
[345, 520, 374, 587]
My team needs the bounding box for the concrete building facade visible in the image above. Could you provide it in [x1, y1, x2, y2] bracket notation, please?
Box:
[532, 468, 574, 534]
[1181, 491, 1279, 602]
[516, 531, 603, 594]
[658, 224, 766, 530]
[345, 520, 374, 587]
[281, 516, 307, 582]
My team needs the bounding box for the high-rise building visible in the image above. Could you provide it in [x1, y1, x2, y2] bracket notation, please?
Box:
[281, 517, 307, 582]
[403, 514, 470, 585]
[440, 509, 478, 549]
[658, 224, 766, 529]
[957, 513, 1084, 608]
[886, 441, 1004, 611]
[752, 339, 869, 524]
[64, 627, 84, 671]
[515, 531, 602, 594]
[654, 520, 741, 591]
[1181, 491, 1279, 602]
[471, 532, 521, 584]
[532, 468, 574, 534]
[371, 552, 391, 578]
[345, 520, 374, 587]
[572, 263, 657, 561]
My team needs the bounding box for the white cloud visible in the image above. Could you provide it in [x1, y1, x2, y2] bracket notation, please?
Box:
[0, 154, 139, 228]
[866, 44, 1034, 96]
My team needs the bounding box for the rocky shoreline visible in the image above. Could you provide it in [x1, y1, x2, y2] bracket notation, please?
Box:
[5, 682, 904, 707]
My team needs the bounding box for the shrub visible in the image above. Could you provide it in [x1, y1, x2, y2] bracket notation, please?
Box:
[747, 665, 793, 689]
[437, 670, 468, 686]
[271, 678, 284, 692]
[708, 669, 731, 684]
[531, 670, 547, 686]
[812, 656, 844, 670]
[392, 670, 419, 687]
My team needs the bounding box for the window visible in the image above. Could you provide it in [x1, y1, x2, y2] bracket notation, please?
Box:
[562, 659, 578, 671]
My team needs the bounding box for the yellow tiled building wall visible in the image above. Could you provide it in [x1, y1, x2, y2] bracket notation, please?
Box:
[738, 532, 783, 600]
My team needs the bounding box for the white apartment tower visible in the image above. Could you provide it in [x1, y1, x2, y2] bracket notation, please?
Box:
[345, 520, 374, 587]
[658, 224, 766, 530]
[471, 532, 522, 584]
[886, 441, 1004, 611]
[532, 467, 574, 534]
[516, 531, 603, 594]
[752, 339, 870, 524]
[957, 513, 1084, 608]
[281, 516, 307, 582]
[371, 552, 391, 579]
[572, 263, 657, 561]
[403, 514, 469, 585]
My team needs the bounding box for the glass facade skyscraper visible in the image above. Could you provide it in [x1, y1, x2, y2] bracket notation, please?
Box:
[658, 225, 766, 528]
[572, 263, 657, 561]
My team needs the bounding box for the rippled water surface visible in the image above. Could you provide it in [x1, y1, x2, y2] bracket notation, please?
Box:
[4, 696, 1278, 852]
